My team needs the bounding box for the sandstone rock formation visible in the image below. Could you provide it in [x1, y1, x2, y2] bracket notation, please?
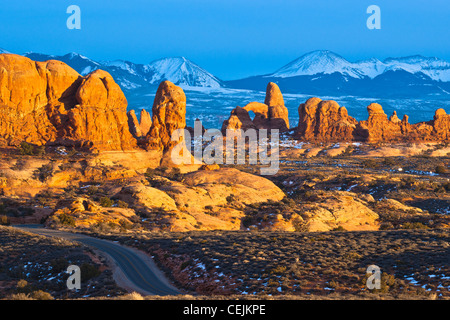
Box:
[297, 97, 358, 141]
[222, 82, 289, 133]
[127, 109, 153, 138]
[139, 109, 152, 136]
[0, 54, 136, 150]
[144, 81, 186, 152]
[127, 110, 143, 138]
[47, 197, 138, 229]
[296, 97, 450, 143]
[298, 191, 380, 232]
[265, 82, 290, 131]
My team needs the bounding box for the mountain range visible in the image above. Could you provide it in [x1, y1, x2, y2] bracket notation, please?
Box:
[227, 50, 450, 98]
[2, 48, 450, 98]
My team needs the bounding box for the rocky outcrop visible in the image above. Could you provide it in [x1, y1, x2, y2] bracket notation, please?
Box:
[432, 108, 450, 141]
[144, 81, 186, 152]
[0, 54, 136, 150]
[296, 97, 450, 143]
[46, 197, 138, 229]
[127, 110, 143, 138]
[265, 82, 289, 131]
[299, 191, 380, 232]
[297, 97, 358, 141]
[127, 109, 152, 139]
[65, 70, 136, 150]
[129, 168, 285, 231]
[222, 82, 289, 132]
[139, 109, 152, 136]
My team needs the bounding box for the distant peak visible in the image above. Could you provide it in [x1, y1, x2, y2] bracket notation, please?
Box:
[64, 52, 91, 60]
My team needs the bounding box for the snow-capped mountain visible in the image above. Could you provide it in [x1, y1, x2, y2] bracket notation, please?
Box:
[104, 57, 223, 89]
[270, 50, 450, 82]
[227, 50, 450, 98]
[20, 51, 223, 90]
[271, 50, 367, 79]
[24, 52, 101, 76]
[145, 57, 223, 88]
[382, 56, 450, 82]
[0, 48, 10, 54]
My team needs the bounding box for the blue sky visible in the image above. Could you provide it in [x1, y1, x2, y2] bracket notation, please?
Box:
[1, 0, 449, 79]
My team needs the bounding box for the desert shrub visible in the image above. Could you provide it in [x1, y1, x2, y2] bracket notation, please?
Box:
[18, 142, 45, 156]
[402, 222, 429, 229]
[270, 266, 287, 275]
[58, 211, 76, 227]
[400, 176, 416, 188]
[116, 200, 129, 208]
[36, 189, 53, 207]
[7, 293, 33, 300]
[383, 157, 398, 167]
[80, 263, 101, 282]
[16, 279, 33, 294]
[19, 142, 35, 155]
[226, 194, 236, 203]
[0, 215, 10, 225]
[33, 163, 53, 182]
[342, 145, 355, 156]
[86, 185, 99, 195]
[167, 167, 183, 181]
[34, 146, 46, 156]
[49, 257, 69, 273]
[119, 219, 133, 230]
[435, 165, 447, 174]
[361, 159, 379, 169]
[30, 290, 54, 300]
[443, 182, 450, 192]
[99, 196, 113, 208]
[241, 216, 254, 228]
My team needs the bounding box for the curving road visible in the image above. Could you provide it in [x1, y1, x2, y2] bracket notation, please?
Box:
[14, 224, 181, 296]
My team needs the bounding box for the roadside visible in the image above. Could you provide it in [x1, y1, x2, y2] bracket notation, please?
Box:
[12, 225, 181, 296]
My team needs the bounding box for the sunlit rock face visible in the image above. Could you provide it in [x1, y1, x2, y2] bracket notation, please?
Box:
[0, 53, 136, 151]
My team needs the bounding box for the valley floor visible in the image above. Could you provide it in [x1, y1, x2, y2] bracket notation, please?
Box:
[0, 140, 449, 300]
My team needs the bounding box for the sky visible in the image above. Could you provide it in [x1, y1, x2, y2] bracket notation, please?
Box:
[1, 0, 449, 80]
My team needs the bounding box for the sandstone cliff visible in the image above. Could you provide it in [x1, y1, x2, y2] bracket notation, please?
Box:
[296, 98, 450, 143]
[0, 54, 136, 151]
